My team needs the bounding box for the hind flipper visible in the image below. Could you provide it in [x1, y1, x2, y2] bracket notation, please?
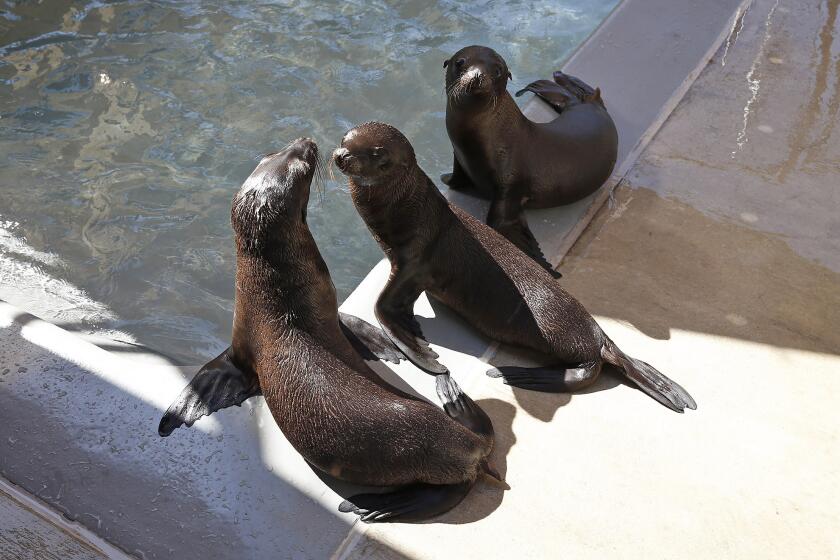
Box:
[488, 197, 562, 279]
[516, 73, 604, 114]
[553, 71, 605, 108]
[620, 359, 696, 413]
[339, 312, 402, 364]
[601, 339, 696, 412]
[339, 482, 472, 523]
[487, 361, 600, 393]
[435, 375, 494, 438]
[515, 79, 577, 114]
[158, 348, 261, 437]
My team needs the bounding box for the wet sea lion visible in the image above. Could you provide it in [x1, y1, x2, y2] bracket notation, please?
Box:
[159, 138, 500, 522]
[442, 45, 618, 275]
[334, 123, 695, 413]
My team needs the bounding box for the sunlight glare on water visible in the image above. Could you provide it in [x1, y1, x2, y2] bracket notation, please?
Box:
[0, 0, 617, 364]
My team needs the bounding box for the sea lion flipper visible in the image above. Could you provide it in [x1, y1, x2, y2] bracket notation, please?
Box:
[376, 308, 448, 374]
[601, 338, 697, 413]
[486, 361, 600, 393]
[158, 348, 261, 437]
[339, 482, 472, 523]
[338, 312, 402, 364]
[487, 199, 562, 279]
[517, 73, 605, 114]
[375, 277, 448, 375]
[515, 79, 576, 114]
[441, 154, 474, 191]
[553, 71, 606, 108]
[435, 375, 494, 439]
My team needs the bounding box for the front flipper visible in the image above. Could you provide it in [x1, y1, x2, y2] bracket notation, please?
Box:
[339, 312, 402, 364]
[339, 482, 472, 523]
[441, 153, 474, 191]
[375, 271, 448, 374]
[487, 198, 561, 279]
[158, 348, 261, 437]
[376, 305, 448, 374]
[487, 361, 601, 393]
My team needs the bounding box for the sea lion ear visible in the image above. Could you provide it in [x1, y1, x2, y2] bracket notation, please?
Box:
[443, 59, 449, 68]
[507, 70, 512, 80]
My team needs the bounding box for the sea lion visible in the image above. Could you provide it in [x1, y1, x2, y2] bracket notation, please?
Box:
[333, 123, 695, 413]
[158, 138, 500, 522]
[442, 45, 618, 275]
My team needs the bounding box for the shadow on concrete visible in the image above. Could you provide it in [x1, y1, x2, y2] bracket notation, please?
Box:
[559, 187, 840, 358]
[0, 306, 412, 559]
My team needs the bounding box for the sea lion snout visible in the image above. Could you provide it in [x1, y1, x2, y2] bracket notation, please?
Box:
[232, 136, 320, 243]
[332, 147, 351, 170]
[285, 136, 318, 170]
[260, 137, 318, 175]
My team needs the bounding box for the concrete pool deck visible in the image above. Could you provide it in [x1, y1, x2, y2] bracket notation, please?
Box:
[2, 0, 839, 558]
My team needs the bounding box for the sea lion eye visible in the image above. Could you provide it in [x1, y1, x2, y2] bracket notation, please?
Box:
[455, 58, 466, 69]
[371, 147, 390, 169]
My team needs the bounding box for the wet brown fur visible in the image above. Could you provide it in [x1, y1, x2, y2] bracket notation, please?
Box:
[229, 139, 493, 487]
[335, 124, 696, 413]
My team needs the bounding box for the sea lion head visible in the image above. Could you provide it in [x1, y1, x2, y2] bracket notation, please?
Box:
[444, 45, 511, 107]
[231, 137, 318, 250]
[332, 122, 415, 189]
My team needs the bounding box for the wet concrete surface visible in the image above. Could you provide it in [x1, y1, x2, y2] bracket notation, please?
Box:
[562, 0, 840, 355]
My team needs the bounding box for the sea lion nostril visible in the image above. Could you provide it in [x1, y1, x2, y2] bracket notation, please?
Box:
[333, 149, 350, 167]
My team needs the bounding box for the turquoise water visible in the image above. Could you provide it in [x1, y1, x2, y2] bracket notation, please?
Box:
[0, 1, 617, 364]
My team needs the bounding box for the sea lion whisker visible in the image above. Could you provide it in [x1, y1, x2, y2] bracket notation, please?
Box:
[327, 153, 337, 183]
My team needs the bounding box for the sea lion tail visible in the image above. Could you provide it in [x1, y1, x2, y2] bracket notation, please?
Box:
[601, 338, 697, 413]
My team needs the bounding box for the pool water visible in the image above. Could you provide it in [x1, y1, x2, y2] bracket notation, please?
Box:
[0, 0, 617, 364]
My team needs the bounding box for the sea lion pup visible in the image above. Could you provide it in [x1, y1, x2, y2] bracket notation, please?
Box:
[442, 45, 618, 276]
[159, 138, 500, 523]
[333, 123, 695, 413]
